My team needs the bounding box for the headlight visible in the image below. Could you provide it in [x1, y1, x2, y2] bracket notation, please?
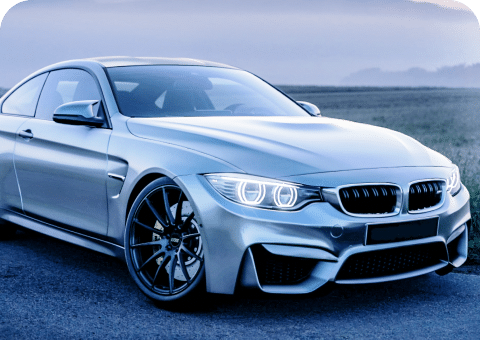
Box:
[204, 174, 323, 210]
[446, 164, 462, 197]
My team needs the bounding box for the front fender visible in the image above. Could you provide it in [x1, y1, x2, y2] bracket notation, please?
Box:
[105, 126, 243, 245]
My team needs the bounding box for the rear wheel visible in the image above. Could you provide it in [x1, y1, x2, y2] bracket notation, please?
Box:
[125, 178, 205, 305]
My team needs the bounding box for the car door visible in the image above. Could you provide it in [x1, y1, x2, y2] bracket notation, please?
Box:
[0, 73, 48, 214]
[14, 69, 111, 236]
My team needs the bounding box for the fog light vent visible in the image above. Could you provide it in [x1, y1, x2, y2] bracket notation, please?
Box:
[251, 245, 317, 285]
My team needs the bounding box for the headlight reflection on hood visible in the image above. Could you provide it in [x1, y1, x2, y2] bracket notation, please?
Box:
[205, 174, 323, 210]
[447, 164, 462, 197]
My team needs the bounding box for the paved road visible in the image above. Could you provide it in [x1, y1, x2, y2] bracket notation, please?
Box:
[1, 229, 480, 340]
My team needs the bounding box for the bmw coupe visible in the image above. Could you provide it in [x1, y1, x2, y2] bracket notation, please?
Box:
[0, 57, 470, 305]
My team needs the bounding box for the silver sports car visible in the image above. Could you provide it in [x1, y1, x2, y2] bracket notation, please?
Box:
[0, 57, 470, 305]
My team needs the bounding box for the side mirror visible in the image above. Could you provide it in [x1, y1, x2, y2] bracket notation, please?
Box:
[297, 101, 321, 116]
[53, 100, 104, 127]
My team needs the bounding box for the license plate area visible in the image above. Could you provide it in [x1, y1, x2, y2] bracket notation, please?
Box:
[366, 217, 439, 245]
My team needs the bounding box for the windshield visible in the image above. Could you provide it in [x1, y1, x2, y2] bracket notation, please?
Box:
[106, 66, 310, 118]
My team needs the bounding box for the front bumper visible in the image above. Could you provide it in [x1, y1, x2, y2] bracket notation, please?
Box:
[175, 167, 470, 295]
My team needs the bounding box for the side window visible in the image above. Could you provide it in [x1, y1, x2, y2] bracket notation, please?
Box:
[35, 69, 102, 121]
[1, 73, 48, 116]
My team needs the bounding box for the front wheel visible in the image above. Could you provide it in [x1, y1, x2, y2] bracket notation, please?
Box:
[125, 178, 205, 305]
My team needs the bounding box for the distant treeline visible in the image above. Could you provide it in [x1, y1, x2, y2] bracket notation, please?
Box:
[276, 85, 449, 94]
[0, 88, 8, 97]
[341, 63, 480, 88]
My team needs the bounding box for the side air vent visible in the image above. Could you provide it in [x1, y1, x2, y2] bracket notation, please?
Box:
[339, 185, 400, 215]
[408, 181, 444, 212]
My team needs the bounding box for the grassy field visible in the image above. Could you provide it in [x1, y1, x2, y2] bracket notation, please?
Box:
[280, 86, 480, 262]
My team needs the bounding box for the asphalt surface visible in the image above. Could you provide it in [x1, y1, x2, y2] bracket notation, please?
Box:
[1, 229, 480, 340]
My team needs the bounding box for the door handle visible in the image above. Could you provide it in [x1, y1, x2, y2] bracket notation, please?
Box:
[18, 129, 34, 139]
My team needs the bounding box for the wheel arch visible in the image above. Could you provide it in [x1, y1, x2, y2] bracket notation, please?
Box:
[125, 173, 165, 222]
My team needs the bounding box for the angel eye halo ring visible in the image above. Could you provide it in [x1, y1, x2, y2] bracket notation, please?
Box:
[237, 181, 266, 205]
[446, 164, 462, 197]
[273, 185, 298, 208]
[205, 174, 322, 210]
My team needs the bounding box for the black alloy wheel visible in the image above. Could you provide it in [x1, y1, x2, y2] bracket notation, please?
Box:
[125, 177, 205, 303]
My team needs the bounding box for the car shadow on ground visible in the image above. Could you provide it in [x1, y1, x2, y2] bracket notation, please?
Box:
[1, 228, 468, 317]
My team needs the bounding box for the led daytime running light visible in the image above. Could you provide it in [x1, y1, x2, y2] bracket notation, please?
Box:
[447, 168, 458, 192]
[273, 185, 297, 208]
[446, 165, 461, 196]
[205, 174, 321, 210]
[237, 181, 266, 205]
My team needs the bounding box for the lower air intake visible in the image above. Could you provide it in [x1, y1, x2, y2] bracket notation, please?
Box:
[336, 242, 447, 280]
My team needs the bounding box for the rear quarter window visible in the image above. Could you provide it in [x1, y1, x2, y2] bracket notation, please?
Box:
[1, 73, 48, 116]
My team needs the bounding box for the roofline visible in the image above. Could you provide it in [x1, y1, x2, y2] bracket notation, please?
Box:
[84, 56, 237, 69]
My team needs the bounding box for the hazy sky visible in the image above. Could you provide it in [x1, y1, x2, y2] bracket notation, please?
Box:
[0, 0, 479, 87]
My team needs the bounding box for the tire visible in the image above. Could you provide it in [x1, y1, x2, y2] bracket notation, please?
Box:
[125, 177, 205, 305]
[0, 220, 17, 240]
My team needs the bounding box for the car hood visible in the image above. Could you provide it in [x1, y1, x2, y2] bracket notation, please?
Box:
[126, 116, 451, 178]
